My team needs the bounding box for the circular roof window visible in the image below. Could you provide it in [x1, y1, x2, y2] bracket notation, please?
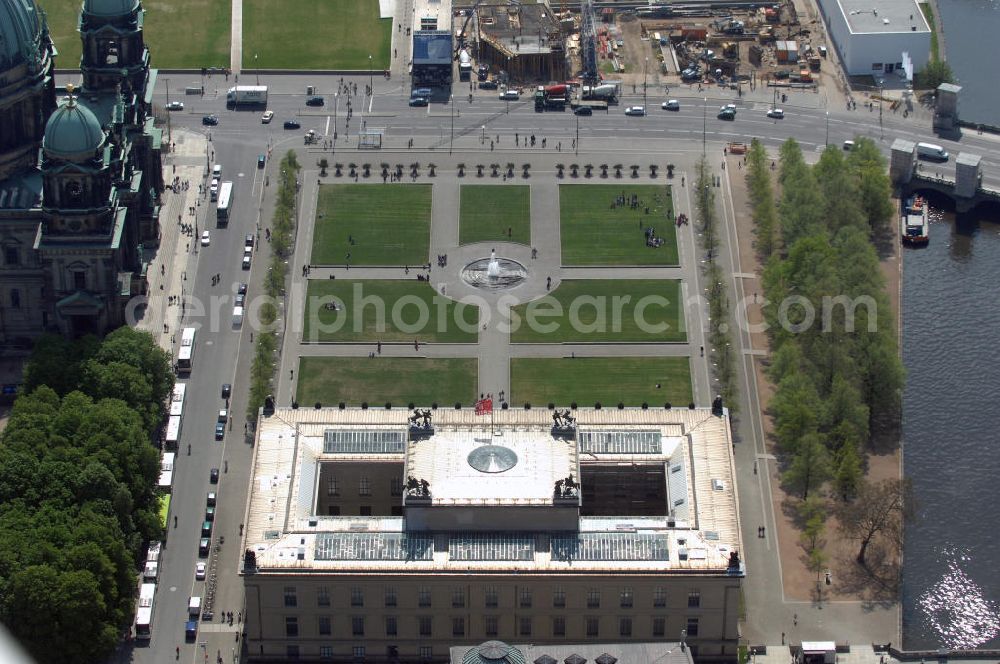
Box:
[467, 445, 518, 474]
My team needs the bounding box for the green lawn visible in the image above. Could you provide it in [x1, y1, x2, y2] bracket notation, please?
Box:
[40, 0, 231, 70]
[297, 357, 478, 406]
[560, 184, 678, 265]
[460, 185, 531, 245]
[312, 184, 431, 265]
[511, 357, 692, 406]
[244, 0, 391, 70]
[302, 280, 479, 343]
[510, 280, 686, 343]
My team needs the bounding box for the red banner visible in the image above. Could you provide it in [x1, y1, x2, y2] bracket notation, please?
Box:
[475, 398, 493, 416]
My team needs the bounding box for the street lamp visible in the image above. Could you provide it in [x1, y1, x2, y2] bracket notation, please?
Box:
[575, 113, 579, 155]
[481, 125, 486, 145]
[255, 53, 259, 85]
[450, 95, 455, 155]
[877, 79, 884, 139]
[369, 54, 374, 96]
[702, 96, 707, 156]
[643, 57, 648, 109]
[164, 77, 172, 144]
[825, 111, 830, 146]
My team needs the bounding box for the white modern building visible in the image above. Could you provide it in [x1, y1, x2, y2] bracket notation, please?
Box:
[816, 0, 931, 79]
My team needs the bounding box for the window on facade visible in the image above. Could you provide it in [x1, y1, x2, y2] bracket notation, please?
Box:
[620, 587, 633, 608]
[553, 588, 566, 608]
[586, 617, 599, 637]
[419, 616, 432, 637]
[519, 617, 532, 637]
[453, 617, 465, 637]
[327, 505, 340, 516]
[353, 646, 365, 659]
[687, 591, 700, 608]
[352, 616, 365, 637]
[320, 646, 333, 660]
[351, 587, 364, 607]
[418, 588, 432, 607]
[285, 616, 298, 637]
[385, 616, 397, 636]
[317, 587, 330, 607]
[359, 505, 372, 516]
[4, 247, 17, 265]
[485, 615, 498, 637]
[552, 616, 566, 637]
[587, 588, 601, 609]
[391, 477, 403, 495]
[327, 476, 339, 496]
[10, 289, 19, 309]
[620, 617, 633, 637]
[318, 616, 331, 636]
[287, 645, 300, 660]
[284, 586, 297, 607]
[519, 587, 532, 608]
[686, 617, 699, 637]
[359, 476, 371, 495]
[485, 586, 498, 608]
[73, 271, 86, 290]
[420, 646, 433, 661]
[653, 617, 666, 637]
[653, 587, 666, 608]
[872, 63, 884, 71]
[452, 587, 465, 608]
[384, 587, 397, 607]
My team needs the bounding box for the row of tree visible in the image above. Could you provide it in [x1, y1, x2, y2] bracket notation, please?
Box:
[247, 151, 301, 420]
[746, 138, 907, 572]
[0, 327, 173, 662]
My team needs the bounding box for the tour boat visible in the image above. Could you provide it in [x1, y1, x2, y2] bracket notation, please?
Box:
[900, 195, 929, 246]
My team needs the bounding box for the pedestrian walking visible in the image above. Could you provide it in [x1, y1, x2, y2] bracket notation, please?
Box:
[700, 345, 704, 357]
[377, 341, 382, 354]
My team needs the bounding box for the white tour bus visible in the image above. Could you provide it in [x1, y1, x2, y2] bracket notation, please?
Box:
[169, 382, 186, 417]
[135, 582, 156, 642]
[177, 327, 196, 373]
[164, 415, 181, 449]
[158, 452, 175, 492]
[217, 181, 233, 225]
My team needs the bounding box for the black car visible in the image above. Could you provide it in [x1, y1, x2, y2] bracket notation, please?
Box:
[210, 468, 219, 484]
[574, 106, 593, 116]
[202, 115, 219, 126]
[306, 96, 325, 107]
[283, 119, 301, 130]
[478, 80, 498, 90]
[215, 422, 225, 440]
[221, 383, 231, 399]
[408, 97, 429, 107]
[245, 234, 255, 248]
[237, 282, 248, 295]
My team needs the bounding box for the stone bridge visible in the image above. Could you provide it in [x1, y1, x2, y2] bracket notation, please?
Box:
[890, 138, 1000, 212]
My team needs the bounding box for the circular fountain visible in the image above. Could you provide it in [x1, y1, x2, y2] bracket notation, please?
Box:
[461, 248, 528, 291]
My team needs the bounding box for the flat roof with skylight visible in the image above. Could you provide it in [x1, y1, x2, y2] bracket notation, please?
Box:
[836, 0, 930, 34]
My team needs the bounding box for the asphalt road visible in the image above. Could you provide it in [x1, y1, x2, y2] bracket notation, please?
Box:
[135, 71, 1000, 662]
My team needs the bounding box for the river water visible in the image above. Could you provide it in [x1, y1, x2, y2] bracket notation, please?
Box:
[901, 206, 1000, 649]
[935, 0, 1000, 126]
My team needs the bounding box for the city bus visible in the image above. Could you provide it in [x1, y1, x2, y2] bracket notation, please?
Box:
[164, 415, 181, 449]
[177, 327, 196, 373]
[216, 181, 233, 226]
[135, 582, 156, 642]
[169, 382, 186, 417]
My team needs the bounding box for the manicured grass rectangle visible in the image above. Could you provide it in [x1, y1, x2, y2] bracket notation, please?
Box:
[512, 357, 692, 407]
[297, 357, 477, 407]
[560, 184, 678, 265]
[244, 0, 391, 70]
[41, 0, 231, 70]
[510, 280, 686, 343]
[311, 184, 431, 265]
[302, 280, 479, 343]
[460, 185, 531, 245]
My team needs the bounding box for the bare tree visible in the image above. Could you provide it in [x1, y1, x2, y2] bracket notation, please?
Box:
[837, 478, 914, 567]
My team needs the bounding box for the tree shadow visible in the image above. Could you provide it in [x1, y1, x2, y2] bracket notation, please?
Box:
[833, 538, 900, 605]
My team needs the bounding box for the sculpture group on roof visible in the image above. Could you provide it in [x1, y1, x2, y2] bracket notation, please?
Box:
[554, 474, 579, 498]
[405, 475, 430, 497]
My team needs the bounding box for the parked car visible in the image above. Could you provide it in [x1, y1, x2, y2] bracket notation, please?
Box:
[200, 230, 210, 246]
[766, 108, 785, 119]
[573, 106, 593, 116]
[237, 282, 248, 295]
[166, 101, 184, 111]
[662, 99, 680, 111]
[283, 119, 301, 130]
[625, 106, 646, 116]
[411, 87, 432, 98]
[195, 562, 206, 581]
[198, 538, 210, 556]
[257, 153, 266, 168]
[209, 468, 219, 484]
[235, 293, 245, 307]
[221, 383, 231, 399]
[242, 254, 251, 270]
[306, 95, 325, 107]
[214, 422, 225, 440]
[478, 79, 498, 90]
[212, 164, 222, 178]
[205, 506, 215, 522]
[408, 96, 429, 107]
[201, 114, 219, 126]
[207, 491, 217, 507]
[245, 234, 255, 248]
[261, 110, 274, 123]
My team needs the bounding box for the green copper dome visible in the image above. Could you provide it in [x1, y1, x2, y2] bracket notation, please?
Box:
[83, 0, 140, 18]
[43, 93, 105, 161]
[0, 0, 45, 70]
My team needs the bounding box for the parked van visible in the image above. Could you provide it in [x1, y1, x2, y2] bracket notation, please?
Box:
[188, 596, 202, 617]
[232, 306, 244, 327]
[917, 142, 949, 161]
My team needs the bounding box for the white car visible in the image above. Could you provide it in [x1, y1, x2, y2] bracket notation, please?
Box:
[661, 99, 680, 111]
[767, 108, 785, 119]
[195, 562, 206, 581]
[210, 178, 219, 199]
[624, 106, 646, 116]
[261, 110, 274, 123]
[166, 101, 184, 111]
[200, 230, 210, 246]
